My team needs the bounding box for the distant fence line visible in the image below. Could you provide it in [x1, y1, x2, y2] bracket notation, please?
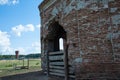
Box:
[0, 54, 41, 60]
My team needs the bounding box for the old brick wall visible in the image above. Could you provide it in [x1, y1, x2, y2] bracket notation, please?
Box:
[74, 0, 120, 79]
[39, 0, 120, 79]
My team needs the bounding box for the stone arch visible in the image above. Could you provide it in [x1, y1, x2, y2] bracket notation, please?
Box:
[46, 21, 67, 52]
[46, 21, 69, 79]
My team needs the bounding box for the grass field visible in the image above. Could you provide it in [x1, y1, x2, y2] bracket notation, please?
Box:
[0, 59, 41, 77]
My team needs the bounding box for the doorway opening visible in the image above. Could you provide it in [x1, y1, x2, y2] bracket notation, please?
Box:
[59, 38, 64, 51]
[47, 22, 66, 52]
[46, 21, 68, 79]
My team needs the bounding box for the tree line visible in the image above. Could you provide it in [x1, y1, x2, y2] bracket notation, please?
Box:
[0, 53, 41, 60]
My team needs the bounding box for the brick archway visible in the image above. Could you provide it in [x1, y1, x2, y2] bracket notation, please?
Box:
[46, 21, 69, 80]
[47, 21, 66, 52]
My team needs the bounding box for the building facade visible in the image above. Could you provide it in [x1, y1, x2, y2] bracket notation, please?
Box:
[39, 0, 120, 80]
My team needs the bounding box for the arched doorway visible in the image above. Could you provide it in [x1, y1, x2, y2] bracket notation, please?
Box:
[47, 21, 66, 52]
[46, 21, 68, 79]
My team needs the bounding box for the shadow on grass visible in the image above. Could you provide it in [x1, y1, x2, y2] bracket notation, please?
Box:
[0, 70, 47, 80]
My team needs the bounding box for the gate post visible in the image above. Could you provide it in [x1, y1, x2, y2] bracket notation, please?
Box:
[65, 44, 69, 80]
[46, 51, 49, 76]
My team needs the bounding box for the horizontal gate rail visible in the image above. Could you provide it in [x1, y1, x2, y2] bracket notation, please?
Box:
[48, 51, 65, 78]
[48, 51, 75, 79]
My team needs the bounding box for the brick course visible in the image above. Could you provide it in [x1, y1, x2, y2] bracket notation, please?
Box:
[39, 0, 120, 79]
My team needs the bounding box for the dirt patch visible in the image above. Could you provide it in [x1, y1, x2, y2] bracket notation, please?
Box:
[0, 71, 47, 80]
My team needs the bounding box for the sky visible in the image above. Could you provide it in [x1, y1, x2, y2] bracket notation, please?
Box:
[0, 0, 43, 55]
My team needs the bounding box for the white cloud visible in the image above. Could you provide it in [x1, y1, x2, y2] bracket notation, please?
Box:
[32, 41, 41, 53]
[0, 31, 11, 54]
[0, 30, 41, 55]
[26, 24, 34, 31]
[11, 41, 41, 55]
[0, 0, 8, 5]
[12, 24, 35, 37]
[0, 0, 19, 5]
[36, 24, 41, 29]
[12, 0, 19, 5]
[13, 42, 41, 55]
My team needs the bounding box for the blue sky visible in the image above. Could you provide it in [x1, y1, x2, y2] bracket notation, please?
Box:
[0, 0, 43, 55]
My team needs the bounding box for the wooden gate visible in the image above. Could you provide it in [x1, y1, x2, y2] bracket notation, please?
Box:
[47, 51, 75, 80]
[48, 51, 64, 77]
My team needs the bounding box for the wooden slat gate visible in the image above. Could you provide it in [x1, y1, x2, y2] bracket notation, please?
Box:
[47, 51, 75, 80]
[48, 51, 65, 77]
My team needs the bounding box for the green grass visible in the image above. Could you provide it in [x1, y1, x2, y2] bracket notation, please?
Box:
[0, 59, 41, 77]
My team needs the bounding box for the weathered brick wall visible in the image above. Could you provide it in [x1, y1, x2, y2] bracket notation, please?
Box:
[76, 63, 120, 79]
[39, 0, 120, 79]
[74, 0, 120, 79]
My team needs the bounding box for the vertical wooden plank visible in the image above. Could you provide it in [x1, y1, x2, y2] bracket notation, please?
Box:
[47, 52, 49, 76]
[65, 43, 69, 80]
